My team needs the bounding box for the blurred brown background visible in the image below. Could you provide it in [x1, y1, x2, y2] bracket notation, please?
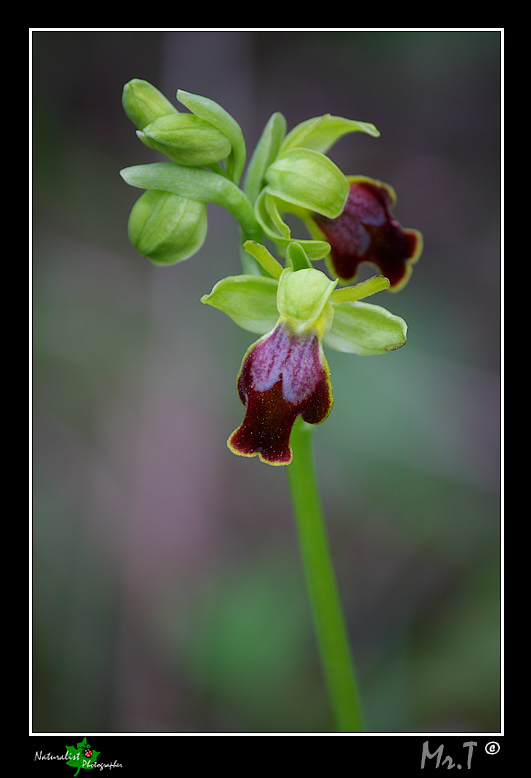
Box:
[32, 30, 501, 733]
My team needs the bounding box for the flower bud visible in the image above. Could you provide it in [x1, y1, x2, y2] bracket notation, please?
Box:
[265, 148, 349, 219]
[122, 79, 179, 131]
[139, 113, 232, 167]
[127, 189, 207, 265]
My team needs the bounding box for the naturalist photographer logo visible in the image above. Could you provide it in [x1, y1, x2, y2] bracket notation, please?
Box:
[34, 737, 122, 774]
[65, 737, 99, 775]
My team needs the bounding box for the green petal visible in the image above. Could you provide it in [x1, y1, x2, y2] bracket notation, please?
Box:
[280, 114, 380, 155]
[201, 275, 279, 334]
[243, 241, 284, 279]
[324, 300, 407, 355]
[285, 241, 312, 272]
[330, 275, 390, 303]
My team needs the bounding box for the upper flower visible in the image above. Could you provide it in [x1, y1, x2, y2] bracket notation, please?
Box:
[249, 113, 382, 262]
[202, 242, 408, 465]
[245, 111, 422, 291]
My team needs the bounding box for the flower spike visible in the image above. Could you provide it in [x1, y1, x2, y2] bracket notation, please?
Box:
[121, 84, 421, 464]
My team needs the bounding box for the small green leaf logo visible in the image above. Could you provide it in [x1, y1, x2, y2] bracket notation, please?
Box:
[65, 737, 100, 776]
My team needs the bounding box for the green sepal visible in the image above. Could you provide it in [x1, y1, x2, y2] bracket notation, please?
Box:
[277, 267, 337, 323]
[254, 190, 331, 260]
[127, 189, 207, 265]
[265, 148, 349, 218]
[330, 275, 390, 303]
[139, 113, 232, 167]
[280, 113, 380, 155]
[201, 274, 279, 334]
[243, 241, 283, 279]
[324, 300, 407, 355]
[122, 79, 178, 131]
[244, 112, 287, 204]
[177, 89, 246, 184]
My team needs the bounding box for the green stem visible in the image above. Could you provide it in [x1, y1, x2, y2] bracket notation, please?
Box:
[287, 418, 364, 732]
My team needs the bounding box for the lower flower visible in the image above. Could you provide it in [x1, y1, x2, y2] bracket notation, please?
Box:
[202, 249, 409, 468]
[228, 317, 333, 465]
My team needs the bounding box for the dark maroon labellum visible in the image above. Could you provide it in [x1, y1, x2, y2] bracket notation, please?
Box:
[313, 177, 422, 289]
[228, 320, 333, 465]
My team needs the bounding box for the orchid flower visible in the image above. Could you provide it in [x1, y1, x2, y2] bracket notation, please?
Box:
[202, 241, 407, 465]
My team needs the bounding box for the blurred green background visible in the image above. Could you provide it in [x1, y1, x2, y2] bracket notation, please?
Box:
[32, 30, 501, 733]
